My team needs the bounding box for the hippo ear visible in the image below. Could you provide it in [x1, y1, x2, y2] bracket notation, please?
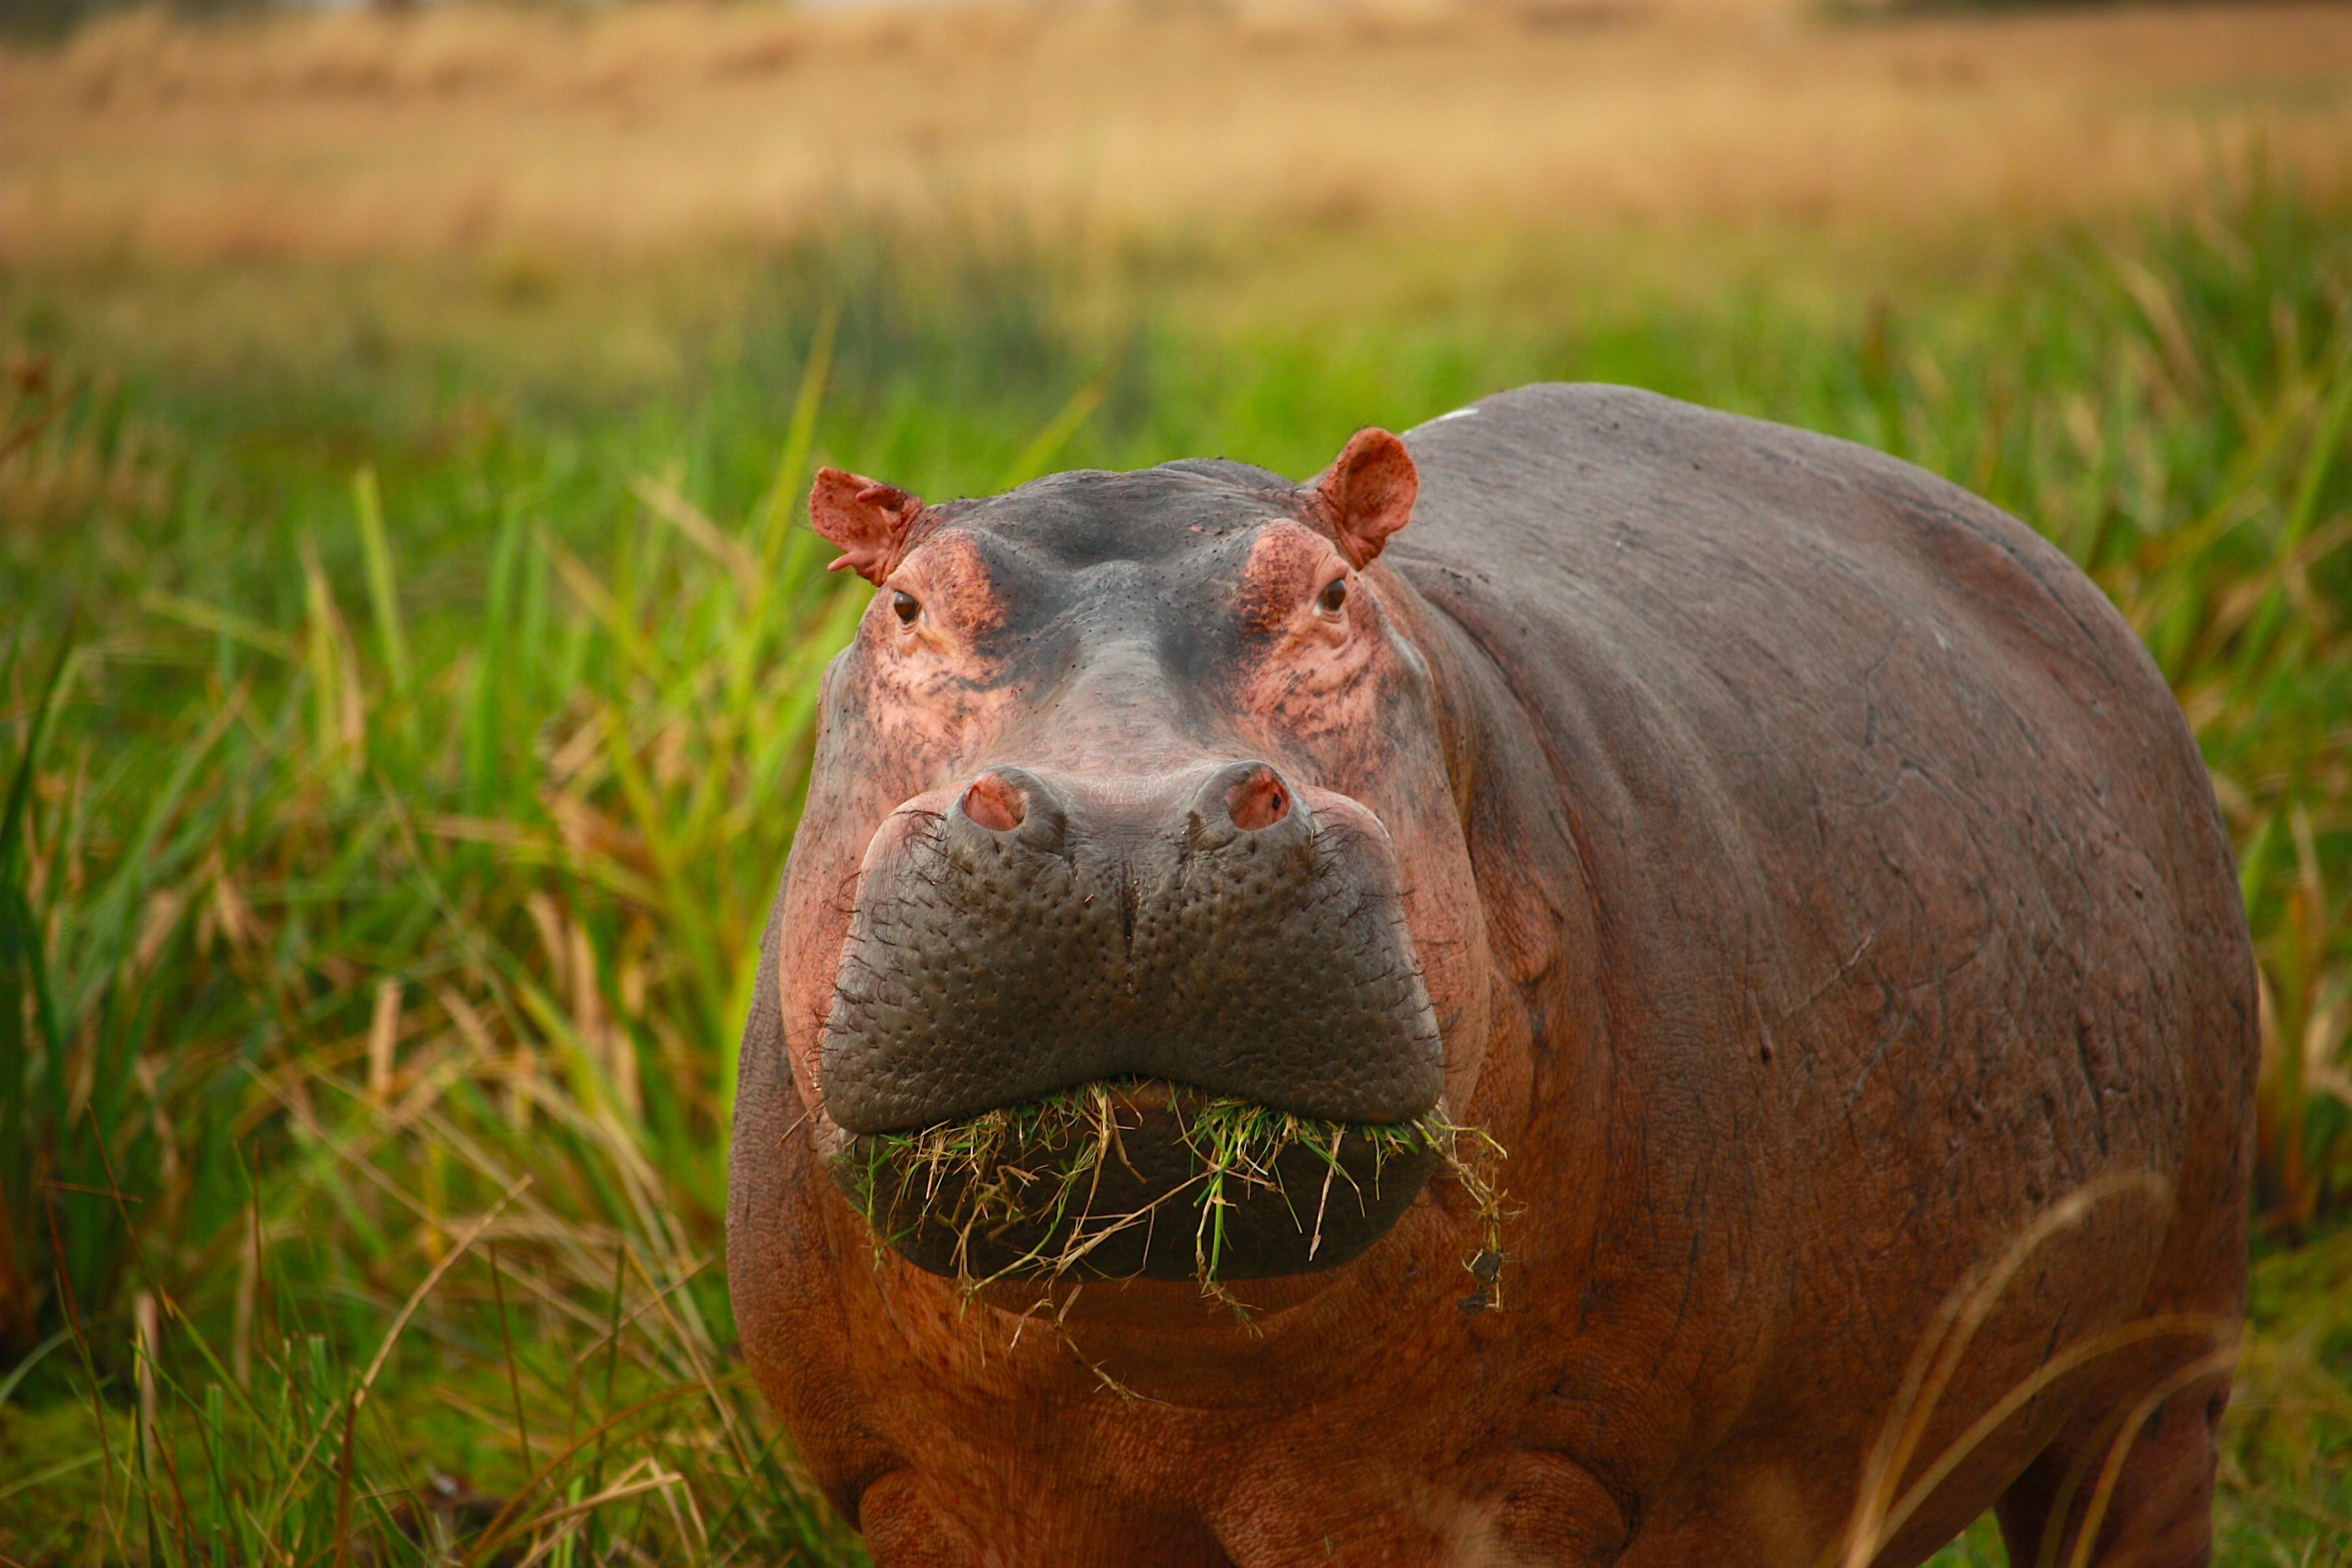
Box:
[810, 467, 927, 585]
[1305, 428, 1418, 569]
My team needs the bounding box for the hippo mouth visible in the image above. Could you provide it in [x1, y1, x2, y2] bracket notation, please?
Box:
[825, 1080, 1456, 1285]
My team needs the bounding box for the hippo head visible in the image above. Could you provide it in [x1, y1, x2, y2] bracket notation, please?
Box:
[772, 431, 1494, 1287]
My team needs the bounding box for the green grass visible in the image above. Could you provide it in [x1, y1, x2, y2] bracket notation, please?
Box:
[1, 162, 2348, 1563]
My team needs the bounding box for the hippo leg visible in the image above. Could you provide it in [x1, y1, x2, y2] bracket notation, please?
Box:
[861, 1470, 1239, 1568]
[1992, 1367, 2228, 1568]
[857, 1473, 981, 1567]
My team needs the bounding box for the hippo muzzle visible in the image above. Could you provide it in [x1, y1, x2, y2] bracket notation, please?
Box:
[816, 759, 1446, 1282]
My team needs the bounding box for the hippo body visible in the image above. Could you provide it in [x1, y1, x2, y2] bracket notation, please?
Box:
[728, 384, 2252, 1566]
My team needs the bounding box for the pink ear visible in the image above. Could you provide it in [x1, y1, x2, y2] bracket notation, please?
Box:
[810, 467, 927, 585]
[1306, 428, 1417, 568]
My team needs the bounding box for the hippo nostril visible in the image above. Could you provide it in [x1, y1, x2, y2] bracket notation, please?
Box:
[1226, 764, 1291, 832]
[960, 772, 1027, 833]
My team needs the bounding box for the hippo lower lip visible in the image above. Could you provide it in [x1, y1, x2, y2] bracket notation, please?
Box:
[826, 1080, 1452, 1284]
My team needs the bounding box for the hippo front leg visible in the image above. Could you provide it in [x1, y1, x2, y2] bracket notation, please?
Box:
[861, 1471, 1240, 1568]
[1213, 1452, 1631, 1568]
[855, 1473, 981, 1568]
[1471, 1453, 1636, 1566]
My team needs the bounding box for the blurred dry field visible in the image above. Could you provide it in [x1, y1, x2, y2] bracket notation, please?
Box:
[4, 0, 2351, 263]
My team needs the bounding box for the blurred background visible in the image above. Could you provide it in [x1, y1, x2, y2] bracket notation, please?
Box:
[2, 0, 2348, 1561]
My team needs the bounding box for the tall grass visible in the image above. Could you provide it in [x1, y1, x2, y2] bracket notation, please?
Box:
[1, 168, 2347, 1561]
[1, 335, 871, 1560]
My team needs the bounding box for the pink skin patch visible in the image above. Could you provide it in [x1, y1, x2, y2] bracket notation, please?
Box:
[1233, 522, 1380, 735]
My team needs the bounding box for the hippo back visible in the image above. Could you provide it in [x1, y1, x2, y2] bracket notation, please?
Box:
[1389, 384, 2252, 1542]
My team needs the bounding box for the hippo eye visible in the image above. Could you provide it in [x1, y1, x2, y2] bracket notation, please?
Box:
[891, 590, 921, 626]
[1317, 578, 1349, 616]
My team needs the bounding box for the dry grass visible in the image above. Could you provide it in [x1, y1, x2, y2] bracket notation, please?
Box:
[833, 1082, 1504, 1295]
[4, 0, 2351, 263]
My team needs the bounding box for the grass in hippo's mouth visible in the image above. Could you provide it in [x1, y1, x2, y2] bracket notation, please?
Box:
[839, 1083, 1506, 1299]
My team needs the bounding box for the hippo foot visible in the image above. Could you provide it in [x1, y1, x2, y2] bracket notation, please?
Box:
[827, 1081, 1451, 1284]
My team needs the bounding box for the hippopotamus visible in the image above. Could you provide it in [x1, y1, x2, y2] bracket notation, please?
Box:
[727, 383, 2253, 1567]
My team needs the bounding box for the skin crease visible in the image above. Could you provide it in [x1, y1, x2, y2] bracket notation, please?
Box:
[727, 386, 2254, 1568]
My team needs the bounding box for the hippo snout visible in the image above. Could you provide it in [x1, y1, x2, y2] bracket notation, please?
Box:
[815, 760, 1445, 1140]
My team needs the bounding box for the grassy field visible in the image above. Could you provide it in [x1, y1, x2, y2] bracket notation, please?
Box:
[3, 1, 2351, 1563]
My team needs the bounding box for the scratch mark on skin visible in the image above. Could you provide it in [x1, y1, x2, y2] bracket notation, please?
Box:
[1789, 922, 1886, 1021]
[2073, 1009, 2112, 1158]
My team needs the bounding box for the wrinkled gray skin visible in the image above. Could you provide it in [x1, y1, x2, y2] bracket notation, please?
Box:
[727, 385, 2254, 1567]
